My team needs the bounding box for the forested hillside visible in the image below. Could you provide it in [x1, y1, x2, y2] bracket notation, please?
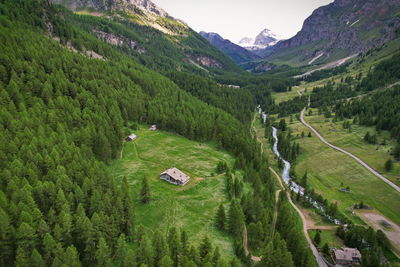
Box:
[54, 4, 241, 75]
[0, 0, 259, 265]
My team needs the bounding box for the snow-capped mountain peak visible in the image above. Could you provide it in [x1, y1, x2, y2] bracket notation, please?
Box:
[238, 28, 281, 51]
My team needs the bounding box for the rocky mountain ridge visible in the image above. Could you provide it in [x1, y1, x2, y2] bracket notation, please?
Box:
[268, 0, 400, 65]
[51, 0, 169, 17]
[50, 0, 240, 73]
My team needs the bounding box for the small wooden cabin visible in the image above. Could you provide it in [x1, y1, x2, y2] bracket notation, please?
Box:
[149, 125, 157, 131]
[160, 167, 189, 186]
[332, 247, 362, 267]
[125, 133, 137, 142]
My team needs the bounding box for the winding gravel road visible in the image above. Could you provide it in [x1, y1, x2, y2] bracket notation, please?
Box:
[269, 167, 328, 267]
[300, 109, 400, 194]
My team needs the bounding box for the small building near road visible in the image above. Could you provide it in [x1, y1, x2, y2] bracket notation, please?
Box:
[332, 247, 362, 267]
[160, 167, 190, 186]
[149, 125, 157, 131]
[125, 133, 137, 142]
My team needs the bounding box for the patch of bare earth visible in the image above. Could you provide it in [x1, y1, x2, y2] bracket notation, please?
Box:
[356, 210, 400, 253]
[300, 207, 336, 230]
[175, 177, 204, 191]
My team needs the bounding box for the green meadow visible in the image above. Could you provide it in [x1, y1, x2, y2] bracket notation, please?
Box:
[282, 116, 400, 226]
[306, 113, 400, 186]
[308, 229, 344, 249]
[109, 127, 235, 257]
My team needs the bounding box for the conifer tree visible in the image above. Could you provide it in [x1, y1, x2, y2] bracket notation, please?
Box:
[30, 249, 45, 267]
[123, 248, 137, 267]
[180, 229, 189, 255]
[153, 231, 168, 266]
[314, 231, 321, 246]
[159, 255, 174, 267]
[394, 143, 400, 160]
[64, 246, 81, 267]
[140, 177, 151, 204]
[137, 232, 154, 267]
[215, 203, 226, 231]
[95, 237, 111, 267]
[199, 236, 212, 260]
[0, 207, 14, 265]
[115, 234, 128, 265]
[385, 158, 393, 171]
[322, 243, 330, 255]
[167, 227, 180, 267]
[228, 201, 243, 236]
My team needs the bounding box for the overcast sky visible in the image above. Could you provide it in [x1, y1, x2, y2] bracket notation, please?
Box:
[152, 0, 334, 43]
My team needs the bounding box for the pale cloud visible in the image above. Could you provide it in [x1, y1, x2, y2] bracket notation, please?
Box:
[152, 0, 334, 43]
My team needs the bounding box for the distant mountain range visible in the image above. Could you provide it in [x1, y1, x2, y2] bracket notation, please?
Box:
[199, 32, 260, 64]
[199, 28, 282, 64]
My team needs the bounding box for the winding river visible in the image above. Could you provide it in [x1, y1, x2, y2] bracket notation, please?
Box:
[271, 126, 341, 225]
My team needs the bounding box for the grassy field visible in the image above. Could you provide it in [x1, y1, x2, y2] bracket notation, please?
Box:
[109, 127, 236, 257]
[305, 112, 400, 186]
[282, 116, 400, 226]
[272, 88, 305, 104]
[309, 229, 344, 248]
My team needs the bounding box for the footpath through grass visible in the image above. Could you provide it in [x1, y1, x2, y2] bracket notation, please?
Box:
[109, 127, 235, 257]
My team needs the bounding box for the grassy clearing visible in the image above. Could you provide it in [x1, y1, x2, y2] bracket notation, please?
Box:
[309, 229, 344, 248]
[283, 116, 400, 226]
[109, 127, 235, 257]
[272, 88, 304, 104]
[306, 112, 400, 186]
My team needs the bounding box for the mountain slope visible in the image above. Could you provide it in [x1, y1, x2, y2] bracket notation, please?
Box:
[267, 0, 400, 66]
[52, 0, 241, 74]
[199, 31, 260, 64]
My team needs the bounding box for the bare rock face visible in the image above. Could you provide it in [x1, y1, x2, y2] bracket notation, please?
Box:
[93, 30, 145, 53]
[188, 55, 223, 69]
[271, 0, 400, 61]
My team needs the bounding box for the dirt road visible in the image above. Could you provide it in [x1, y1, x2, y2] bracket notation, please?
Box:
[269, 167, 328, 267]
[300, 109, 400, 194]
[243, 226, 262, 262]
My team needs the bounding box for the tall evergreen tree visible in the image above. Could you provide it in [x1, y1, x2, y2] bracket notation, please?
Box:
[140, 177, 151, 204]
[95, 237, 111, 267]
[167, 227, 180, 267]
[313, 231, 321, 246]
[215, 203, 226, 231]
[199, 236, 212, 260]
[385, 158, 393, 171]
[228, 201, 243, 236]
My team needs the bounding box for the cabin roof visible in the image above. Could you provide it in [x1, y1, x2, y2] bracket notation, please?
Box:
[161, 167, 189, 183]
[128, 133, 137, 139]
[333, 248, 361, 261]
